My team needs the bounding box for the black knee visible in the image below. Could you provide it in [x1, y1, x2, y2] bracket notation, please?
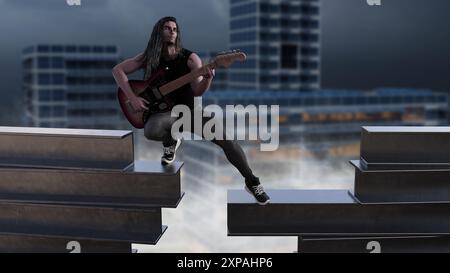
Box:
[144, 128, 158, 141]
[144, 122, 165, 141]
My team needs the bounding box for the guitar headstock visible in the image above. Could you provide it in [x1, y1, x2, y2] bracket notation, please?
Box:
[213, 49, 247, 68]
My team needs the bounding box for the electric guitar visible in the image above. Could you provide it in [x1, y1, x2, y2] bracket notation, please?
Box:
[117, 50, 246, 129]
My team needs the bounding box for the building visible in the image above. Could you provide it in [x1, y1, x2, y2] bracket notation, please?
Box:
[180, 88, 449, 192]
[228, 0, 321, 91]
[23, 44, 128, 129]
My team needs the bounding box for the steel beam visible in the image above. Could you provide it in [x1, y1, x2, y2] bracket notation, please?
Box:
[0, 161, 184, 207]
[0, 126, 134, 171]
[228, 189, 450, 236]
[352, 160, 450, 203]
[0, 202, 164, 244]
[360, 126, 450, 170]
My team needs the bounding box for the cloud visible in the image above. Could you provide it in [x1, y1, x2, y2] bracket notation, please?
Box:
[0, 0, 228, 52]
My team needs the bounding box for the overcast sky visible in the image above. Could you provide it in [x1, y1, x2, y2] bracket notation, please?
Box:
[0, 0, 449, 123]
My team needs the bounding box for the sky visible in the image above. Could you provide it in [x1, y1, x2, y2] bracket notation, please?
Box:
[0, 0, 449, 123]
[321, 0, 450, 91]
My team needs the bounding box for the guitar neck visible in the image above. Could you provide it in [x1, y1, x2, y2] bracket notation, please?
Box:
[158, 62, 217, 96]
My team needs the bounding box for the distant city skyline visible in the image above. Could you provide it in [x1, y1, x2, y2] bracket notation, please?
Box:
[1, 0, 450, 124]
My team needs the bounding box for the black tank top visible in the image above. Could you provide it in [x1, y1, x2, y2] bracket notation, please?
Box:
[158, 48, 195, 110]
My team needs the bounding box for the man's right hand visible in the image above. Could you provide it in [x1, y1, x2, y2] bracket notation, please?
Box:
[129, 96, 149, 112]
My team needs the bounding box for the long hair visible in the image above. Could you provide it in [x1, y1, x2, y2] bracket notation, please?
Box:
[139, 16, 183, 80]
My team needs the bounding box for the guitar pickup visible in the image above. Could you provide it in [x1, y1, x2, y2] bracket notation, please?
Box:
[151, 87, 163, 100]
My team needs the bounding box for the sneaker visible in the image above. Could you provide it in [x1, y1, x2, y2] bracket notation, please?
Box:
[161, 138, 181, 165]
[245, 178, 270, 205]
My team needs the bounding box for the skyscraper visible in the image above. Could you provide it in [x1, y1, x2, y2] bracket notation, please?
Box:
[229, 0, 321, 91]
[23, 44, 127, 129]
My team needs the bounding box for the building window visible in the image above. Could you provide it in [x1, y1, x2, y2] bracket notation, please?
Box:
[231, 2, 257, 16]
[281, 33, 300, 42]
[39, 90, 51, 101]
[231, 17, 257, 30]
[260, 32, 279, 42]
[40, 122, 51, 127]
[52, 74, 65, 85]
[260, 18, 279, 28]
[229, 73, 256, 82]
[51, 45, 63, 52]
[93, 46, 104, 53]
[231, 31, 256, 42]
[105, 46, 117, 53]
[301, 61, 319, 69]
[53, 106, 65, 117]
[300, 74, 318, 83]
[53, 90, 65, 101]
[38, 74, 51, 85]
[301, 46, 319, 56]
[260, 61, 278, 69]
[281, 44, 297, 69]
[79, 46, 91, 53]
[260, 75, 278, 84]
[237, 45, 256, 55]
[232, 59, 256, 69]
[38, 57, 50, 69]
[39, 106, 51, 117]
[65, 45, 77, 52]
[260, 46, 278, 56]
[300, 33, 319, 42]
[52, 57, 64, 68]
[301, 19, 319, 28]
[53, 121, 66, 128]
[300, 5, 319, 15]
[260, 3, 280, 13]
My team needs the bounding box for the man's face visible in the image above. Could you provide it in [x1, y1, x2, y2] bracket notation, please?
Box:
[163, 21, 177, 45]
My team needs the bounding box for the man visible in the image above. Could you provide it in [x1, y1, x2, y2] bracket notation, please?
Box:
[112, 16, 270, 205]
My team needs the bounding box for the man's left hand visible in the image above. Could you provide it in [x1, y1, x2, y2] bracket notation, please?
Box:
[203, 67, 215, 79]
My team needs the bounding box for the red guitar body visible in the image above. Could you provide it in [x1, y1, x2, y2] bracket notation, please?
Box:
[117, 68, 174, 129]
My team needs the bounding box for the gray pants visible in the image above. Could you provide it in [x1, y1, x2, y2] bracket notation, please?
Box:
[144, 111, 256, 180]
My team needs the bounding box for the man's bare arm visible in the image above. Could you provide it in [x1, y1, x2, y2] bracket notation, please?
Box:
[112, 52, 145, 100]
[187, 53, 214, 97]
[112, 52, 149, 110]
